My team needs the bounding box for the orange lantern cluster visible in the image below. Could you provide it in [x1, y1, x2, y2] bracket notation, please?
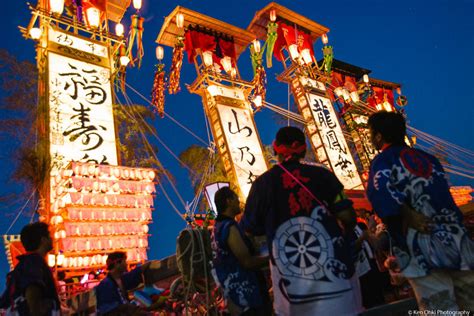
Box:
[450, 186, 473, 206]
[62, 235, 149, 252]
[60, 248, 147, 269]
[47, 162, 156, 270]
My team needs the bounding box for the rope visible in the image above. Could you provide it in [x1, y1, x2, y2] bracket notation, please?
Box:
[114, 92, 187, 221]
[4, 190, 36, 235]
[120, 90, 197, 176]
[125, 82, 210, 147]
[117, 90, 188, 209]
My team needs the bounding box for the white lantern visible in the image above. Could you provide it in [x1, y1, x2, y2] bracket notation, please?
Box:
[202, 51, 213, 67]
[29, 27, 42, 40]
[301, 49, 313, 65]
[253, 95, 262, 109]
[230, 68, 237, 78]
[47, 254, 56, 267]
[342, 89, 351, 102]
[148, 170, 156, 181]
[120, 55, 130, 67]
[334, 87, 344, 97]
[350, 91, 360, 103]
[288, 44, 299, 60]
[221, 56, 232, 73]
[133, 0, 142, 10]
[269, 9, 277, 22]
[176, 13, 184, 28]
[156, 46, 164, 61]
[115, 23, 124, 37]
[49, 0, 64, 15]
[86, 7, 101, 29]
[56, 253, 65, 266]
[252, 39, 261, 53]
[322, 34, 329, 45]
[50, 215, 64, 225]
[363, 74, 369, 83]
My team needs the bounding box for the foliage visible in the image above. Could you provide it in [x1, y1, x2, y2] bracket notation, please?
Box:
[113, 103, 160, 168]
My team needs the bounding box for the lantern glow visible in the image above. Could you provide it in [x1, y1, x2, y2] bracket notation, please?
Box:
[49, 0, 65, 15]
[269, 9, 277, 22]
[322, 34, 329, 45]
[133, 0, 142, 10]
[86, 7, 101, 28]
[176, 13, 184, 28]
[252, 39, 261, 53]
[120, 55, 130, 67]
[115, 23, 124, 37]
[221, 56, 232, 73]
[301, 49, 313, 65]
[253, 95, 262, 108]
[156, 46, 164, 61]
[363, 74, 369, 83]
[202, 51, 213, 67]
[29, 27, 42, 40]
[288, 44, 300, 60]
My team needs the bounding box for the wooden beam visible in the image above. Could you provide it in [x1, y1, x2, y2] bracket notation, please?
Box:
[155, 6, 256, 56]
[247, 2, 329, 42]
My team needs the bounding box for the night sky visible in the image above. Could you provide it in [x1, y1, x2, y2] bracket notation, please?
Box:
[1, 0, 473, 282]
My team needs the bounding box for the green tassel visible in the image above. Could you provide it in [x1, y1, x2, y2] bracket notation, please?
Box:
[265, 22, 278, 68]
[323, 45, 333, 73]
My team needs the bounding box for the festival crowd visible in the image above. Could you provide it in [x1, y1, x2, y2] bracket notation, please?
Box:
[1, 111, 473, 315]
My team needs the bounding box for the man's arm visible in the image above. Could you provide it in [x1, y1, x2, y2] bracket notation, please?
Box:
[332, 191, 356, 235]
[25, 284, 53, 316]
[227, 225, 268, 270]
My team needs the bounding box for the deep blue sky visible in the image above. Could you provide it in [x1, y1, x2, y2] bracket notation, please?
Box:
[1, 0, 473, 280]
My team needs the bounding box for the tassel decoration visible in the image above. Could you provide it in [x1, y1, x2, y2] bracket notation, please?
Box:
[253, 64, 267, 103]
[151, 64, 166, 118]
[322, 45, 333, 74]
[168, 37, 184, 95]
[265, 22, 278, 68]
[127, 14, 145, 68]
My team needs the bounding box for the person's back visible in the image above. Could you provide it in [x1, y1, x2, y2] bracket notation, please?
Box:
[241, 126, 361, 316]
[0, 222, 60, 316]
[211, 187, 270, 315]
[367, 134, 474, 276]
[366, 111, 474, 311]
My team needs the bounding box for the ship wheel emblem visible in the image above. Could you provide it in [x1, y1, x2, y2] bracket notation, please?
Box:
[273, 215, 333, 279]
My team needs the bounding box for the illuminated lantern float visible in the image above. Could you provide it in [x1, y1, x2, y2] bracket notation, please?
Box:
[248, 3, 365, 199]
[17, 0, 156, 275]
[156, 6, 269, 200]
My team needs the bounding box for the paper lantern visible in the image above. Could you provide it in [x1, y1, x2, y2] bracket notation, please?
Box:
[120, 56, 130, 67]
[269, 9, 277, 22]
[47, 254, 56, 267]
[321, 34, 329, 45]
[301, 49, 312, 65]
[221, 56, 232, 73]
[363, 74, 369, 83]
[252, 39, 261, 53]
[148, 170, 155, 181]
[202, 51, 213, 67]
[29, 27, 42, 40]
[49, 0, 64, 15]
[115, 23, 124, 37]
[133, 0, 142, 10]
[176, 13, 184, 28]
[288, 44, 299, 60]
